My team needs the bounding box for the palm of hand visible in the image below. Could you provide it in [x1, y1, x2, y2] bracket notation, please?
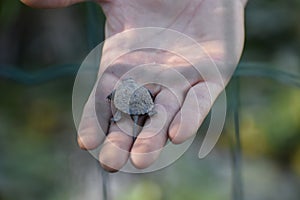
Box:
[21, 0, 245, 172]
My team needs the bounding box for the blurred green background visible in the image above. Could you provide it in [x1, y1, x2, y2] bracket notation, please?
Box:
[0, 0, 300, 200]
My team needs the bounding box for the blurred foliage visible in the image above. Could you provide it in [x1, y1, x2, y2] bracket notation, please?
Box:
[0, 0, 21, 27]
[0, 0, 300, 200]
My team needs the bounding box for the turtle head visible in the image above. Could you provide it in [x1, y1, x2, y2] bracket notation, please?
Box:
[122, 77, 136, 84]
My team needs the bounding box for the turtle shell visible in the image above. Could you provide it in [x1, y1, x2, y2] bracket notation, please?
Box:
[113, 78, 154, 115]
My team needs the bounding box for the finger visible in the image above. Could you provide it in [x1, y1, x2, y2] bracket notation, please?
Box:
[99, 120, 134, 172]
[20, 0, 90, 8]
[78, 73, 118, 150]
[130, 89, 181, 169]
[169, 82, 222, 144]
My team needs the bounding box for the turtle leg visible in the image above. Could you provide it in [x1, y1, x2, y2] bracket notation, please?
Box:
[148, 109, 157, 117]
[111, 110, 122, 122]
[132, 115, 139, 140]
[106, 90, 115, 101]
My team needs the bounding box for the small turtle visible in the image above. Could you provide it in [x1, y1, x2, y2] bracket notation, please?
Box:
[107, 78, 156, 138]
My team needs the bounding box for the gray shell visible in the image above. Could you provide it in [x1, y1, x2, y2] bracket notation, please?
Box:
[113, 78, 154, 115]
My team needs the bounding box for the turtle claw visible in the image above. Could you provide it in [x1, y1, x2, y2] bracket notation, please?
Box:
[106, 90, 115, 101]
[107, 94, 112, 101]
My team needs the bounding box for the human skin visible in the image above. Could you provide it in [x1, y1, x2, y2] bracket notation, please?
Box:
[21, 0, 247, 172]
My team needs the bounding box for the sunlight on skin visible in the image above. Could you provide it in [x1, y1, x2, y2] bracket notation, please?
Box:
[21, 0, 248, 172]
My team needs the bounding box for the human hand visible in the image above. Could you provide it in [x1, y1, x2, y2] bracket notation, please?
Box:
[21, 0, 247, 172]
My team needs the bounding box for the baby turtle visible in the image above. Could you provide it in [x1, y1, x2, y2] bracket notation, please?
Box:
[107, 78, 156, 138]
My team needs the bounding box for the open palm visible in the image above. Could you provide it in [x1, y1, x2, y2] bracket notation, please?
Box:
[22, 0, 246, 172]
